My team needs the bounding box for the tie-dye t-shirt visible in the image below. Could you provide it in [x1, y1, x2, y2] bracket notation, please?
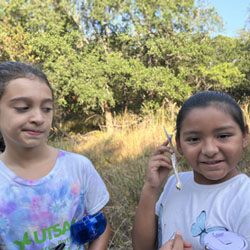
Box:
[0, 150, 109, 250]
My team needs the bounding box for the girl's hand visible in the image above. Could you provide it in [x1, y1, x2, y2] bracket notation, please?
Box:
[145, 140, 173, 191]
[160, 231, 193, 250]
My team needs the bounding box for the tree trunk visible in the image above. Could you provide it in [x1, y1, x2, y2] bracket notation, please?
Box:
[104, 102, 113, 132]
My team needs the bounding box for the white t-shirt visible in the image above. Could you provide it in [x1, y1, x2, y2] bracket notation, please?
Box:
[156, 171, 250, 250]
[0, 150, 109, 250]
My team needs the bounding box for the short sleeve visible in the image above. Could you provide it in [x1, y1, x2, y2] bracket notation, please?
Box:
[81, 158, 110, 215]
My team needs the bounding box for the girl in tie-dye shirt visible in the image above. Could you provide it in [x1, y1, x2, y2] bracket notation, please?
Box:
[0, 62, 110, 250]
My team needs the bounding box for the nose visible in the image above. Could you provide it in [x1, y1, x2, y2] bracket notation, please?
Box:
[201, 139, 219, 157]
[29, 108, 45, 125]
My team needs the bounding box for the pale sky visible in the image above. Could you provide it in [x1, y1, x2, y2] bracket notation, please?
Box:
[207, 0, 249, 37]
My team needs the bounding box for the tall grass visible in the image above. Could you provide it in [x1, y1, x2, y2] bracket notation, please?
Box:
[50, 104, 250, 250]
[239, 102, 250, 173]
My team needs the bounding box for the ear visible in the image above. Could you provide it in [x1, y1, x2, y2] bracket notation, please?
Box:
[242, 124, 249, 149]
[175, 135, 183, 155]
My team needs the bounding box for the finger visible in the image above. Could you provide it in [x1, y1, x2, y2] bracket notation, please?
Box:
[172, 231, 184, 250]
[150, 154, 172, 164]
[183, 241, 192, 248]
[153, 144, 173, 156]
[148, 155, 172, 169]
[159, 240, 174, 250]
[162, 140, 170, 146]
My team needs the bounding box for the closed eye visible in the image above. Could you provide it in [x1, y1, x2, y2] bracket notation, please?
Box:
[14, 107, 29, 112]
[186, 137, 200, 143]
[218, 134, 232, 139]
[42, 107, 53, 113]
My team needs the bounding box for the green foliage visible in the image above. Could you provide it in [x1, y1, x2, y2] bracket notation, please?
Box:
[198, 62, 245, 90]
[0, 0, 249, 130]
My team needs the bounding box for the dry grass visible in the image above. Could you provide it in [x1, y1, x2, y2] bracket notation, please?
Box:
[50, 104, 250, 249]
[51, 115, 174, 249]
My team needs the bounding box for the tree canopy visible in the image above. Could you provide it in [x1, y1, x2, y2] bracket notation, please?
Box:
[0, 0, 249, 130]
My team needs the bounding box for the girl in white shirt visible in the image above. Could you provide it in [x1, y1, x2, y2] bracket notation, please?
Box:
[132, 91, 249, 250]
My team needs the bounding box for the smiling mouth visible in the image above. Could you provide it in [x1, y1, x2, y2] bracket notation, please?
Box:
[201, 160, 224, 165]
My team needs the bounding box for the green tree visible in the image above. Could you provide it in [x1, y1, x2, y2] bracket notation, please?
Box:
[0, 0, 34, 62]
[0, 0, 248, 131]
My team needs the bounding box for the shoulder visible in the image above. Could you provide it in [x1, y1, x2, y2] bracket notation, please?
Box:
[161, 171, 193, 196]
[221, 174, 250, 208]
[56, 149, 98, 174]
[238, 173, 250, 182]
[156, 171, 193, 214]
[179, 171, 193, 180]
[167, 171, 193, 185]
[57, 149, 92, 165]
[230, 174, 250, 192]
[223, 174, 250, 219]
[230, 173, 250, 187]
[55, 149, 105, 182]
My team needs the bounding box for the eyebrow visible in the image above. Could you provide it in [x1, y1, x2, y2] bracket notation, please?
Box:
[182, 126, 235, 136]
[214, 126, 235, 131]
[182, 130, 199, 136]
[8, 97, 53, 104]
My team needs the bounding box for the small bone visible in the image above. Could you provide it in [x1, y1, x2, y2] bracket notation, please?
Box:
[163, 126, 182, 190]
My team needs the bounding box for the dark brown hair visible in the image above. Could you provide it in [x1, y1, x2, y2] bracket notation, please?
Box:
[176, 91, 246, 142]
[0, 62, 54, 151]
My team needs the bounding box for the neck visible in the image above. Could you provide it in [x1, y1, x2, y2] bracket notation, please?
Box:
[1, 143, 52, 168]
[0, 143, 58, 180]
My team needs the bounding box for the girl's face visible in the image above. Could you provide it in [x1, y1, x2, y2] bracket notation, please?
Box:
[0, 77, 53, 150]
[177, 106, 249, 184]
